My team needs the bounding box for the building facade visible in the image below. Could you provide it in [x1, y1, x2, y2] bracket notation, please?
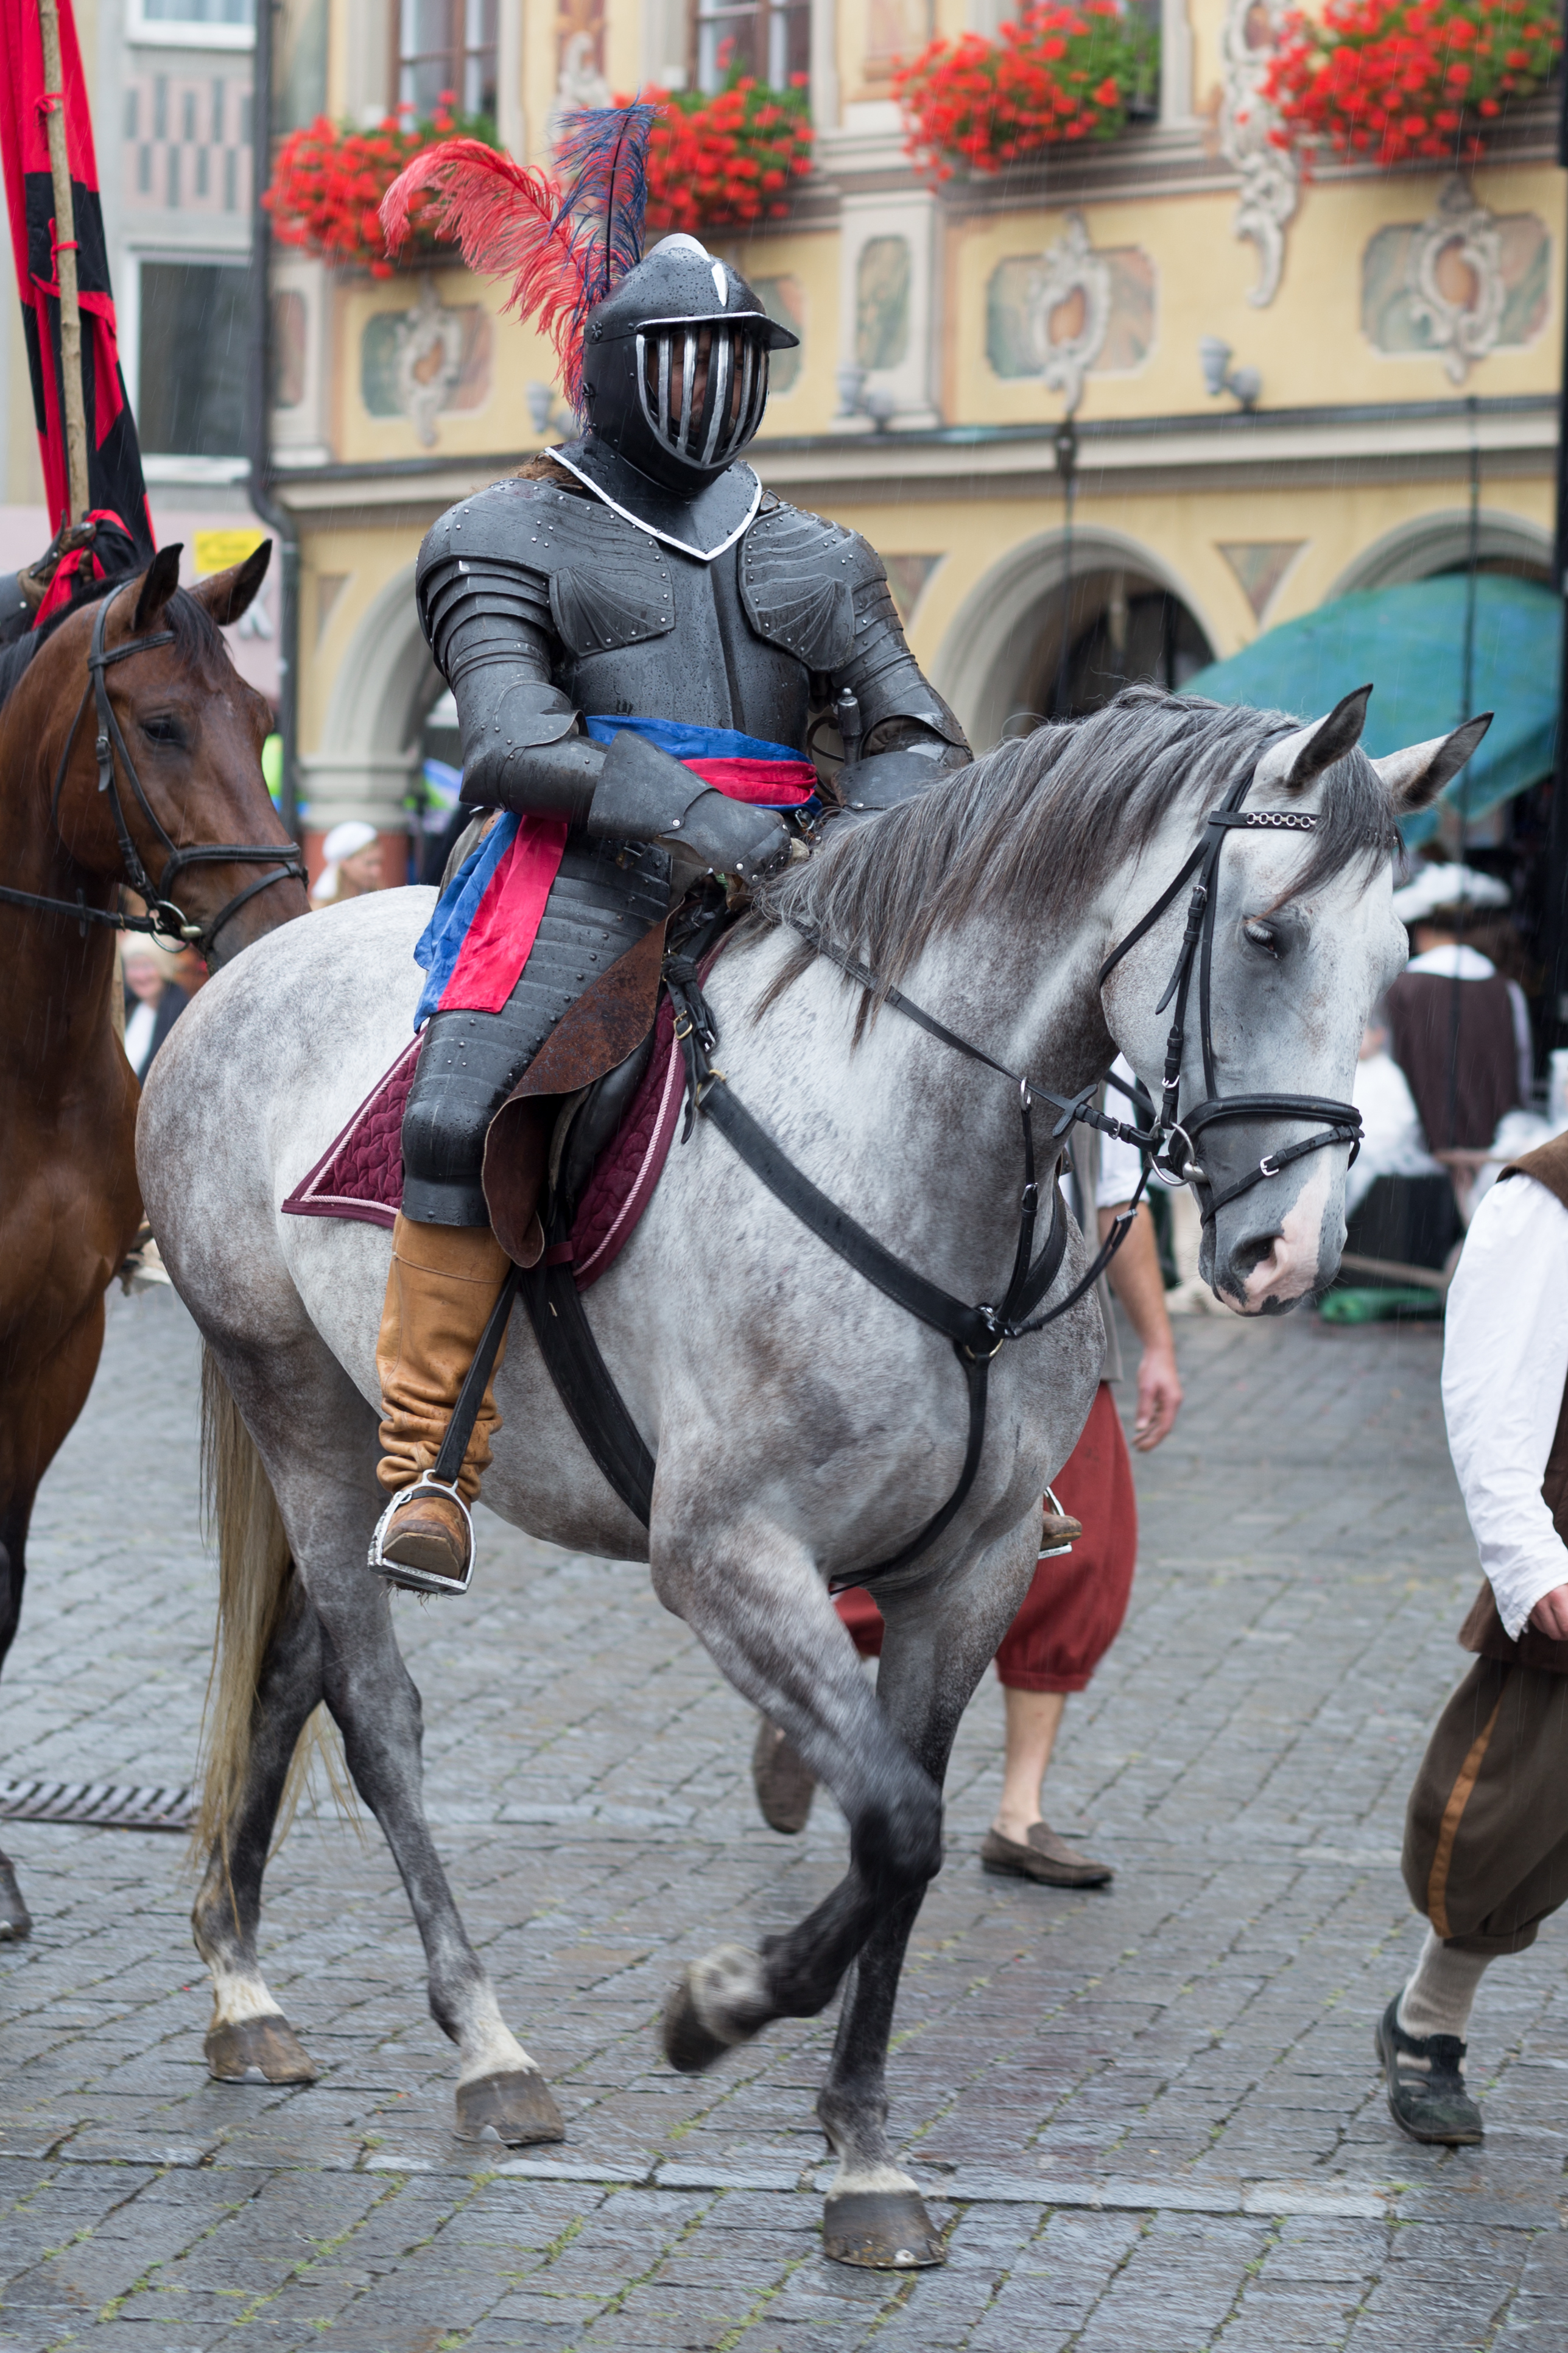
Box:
[1, 0, 1561, 880]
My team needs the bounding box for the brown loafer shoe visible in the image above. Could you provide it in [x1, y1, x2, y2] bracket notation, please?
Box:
[378, 1489, 472, 1590]
[751, 1718, 817, 1834]
[980, 1819, 1113, 1888]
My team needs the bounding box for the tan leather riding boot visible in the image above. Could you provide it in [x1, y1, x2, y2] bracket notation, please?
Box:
[374, 1213, 512, 1587]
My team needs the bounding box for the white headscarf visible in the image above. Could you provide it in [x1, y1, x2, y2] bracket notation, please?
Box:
[311, 820, 378, 906]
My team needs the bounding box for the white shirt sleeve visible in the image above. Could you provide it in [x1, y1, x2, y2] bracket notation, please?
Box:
[1097, 1055, 1145, 1207]
[1441, 1172, 1568, 1638]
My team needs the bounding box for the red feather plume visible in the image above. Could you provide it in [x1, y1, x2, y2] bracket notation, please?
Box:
[380, 140, 596, 408]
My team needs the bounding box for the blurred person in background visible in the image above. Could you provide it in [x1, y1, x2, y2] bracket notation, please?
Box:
[311, 820, 386, 908]
[1347, 1007, 1444, 1216]
[753, 1060, 1183, 1886]
[1384, 865, 1528, 1170]
[121, 939, 187, 1080]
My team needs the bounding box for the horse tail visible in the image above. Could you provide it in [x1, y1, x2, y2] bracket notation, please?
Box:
[195, 1347, 351, 1860]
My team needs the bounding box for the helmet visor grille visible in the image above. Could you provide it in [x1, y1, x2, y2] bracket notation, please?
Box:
[637, 325, 770, 470]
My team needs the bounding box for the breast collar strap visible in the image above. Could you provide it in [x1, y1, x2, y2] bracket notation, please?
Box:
[0, 584, 306, 956]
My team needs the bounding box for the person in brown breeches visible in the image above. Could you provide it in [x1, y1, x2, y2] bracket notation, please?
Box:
[1379, 1130, 1568, 2145]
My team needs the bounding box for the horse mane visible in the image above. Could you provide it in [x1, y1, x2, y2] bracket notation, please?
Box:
[753, 685, 1399, 1012]
[30, 565, 227, 669]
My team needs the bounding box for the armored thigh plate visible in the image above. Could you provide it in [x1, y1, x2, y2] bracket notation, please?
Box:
[401, 837, 671, 1226]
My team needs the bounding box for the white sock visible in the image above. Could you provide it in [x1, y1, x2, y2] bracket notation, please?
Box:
[1397, 1926, 1489, 2046]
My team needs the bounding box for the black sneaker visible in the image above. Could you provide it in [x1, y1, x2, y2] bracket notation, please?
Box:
[1375, 1996, 1484, 2145]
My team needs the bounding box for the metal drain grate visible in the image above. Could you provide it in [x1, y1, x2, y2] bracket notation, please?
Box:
[0, 1780, 194, 1833]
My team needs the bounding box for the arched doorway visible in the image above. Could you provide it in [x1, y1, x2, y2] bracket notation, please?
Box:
[1016, 565, 1214, 725]
[300, 559, 441, 879]
[933, 527, 1218, 750]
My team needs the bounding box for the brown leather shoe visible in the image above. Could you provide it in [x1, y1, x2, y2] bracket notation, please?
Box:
[980, 1819, 1113, 1888]
[752, 1718, 817, 1834]
[378, 1489, 471, 1589]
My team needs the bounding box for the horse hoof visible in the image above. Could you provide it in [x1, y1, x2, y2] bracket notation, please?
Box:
[662, 1944, 765, 2074]
[663, 1970, 731, 2074]
[455, 2068, 564, 2145]
[205, 2015, 318, 2084]
[0, 1858, 32, 1942]
[823, 2189, 946, 2269]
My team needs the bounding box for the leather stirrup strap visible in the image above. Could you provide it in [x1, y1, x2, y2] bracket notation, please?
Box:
[429, 1261, 522, 1488]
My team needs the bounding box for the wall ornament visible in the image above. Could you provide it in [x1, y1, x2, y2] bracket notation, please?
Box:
[1027, 212, 1112, 416]
[1405, 178, 1506, 385]
[1218, 0, 1299, 309]
[392, 277, 465, 449]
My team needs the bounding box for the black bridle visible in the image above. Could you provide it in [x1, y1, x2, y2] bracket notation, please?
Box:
[0, 583, 306, 959]
[659, 752, 1363, 1579]
[1096, 752, 1363, 1216]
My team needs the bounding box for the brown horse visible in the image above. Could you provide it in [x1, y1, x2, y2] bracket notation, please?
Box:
[0, 542, 308, 1935]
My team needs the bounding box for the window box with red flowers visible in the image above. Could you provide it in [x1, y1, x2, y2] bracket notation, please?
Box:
[265, 101, 500, 278]
[635, 66, 815, 231]
[1263, 0, 1561, 169]
[893, 0, 1158, 186]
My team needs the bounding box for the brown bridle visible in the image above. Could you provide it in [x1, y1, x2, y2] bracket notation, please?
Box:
[0, 580, 305, 959]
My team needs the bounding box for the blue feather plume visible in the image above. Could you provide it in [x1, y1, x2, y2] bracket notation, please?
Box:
[552, 102, 660, 307]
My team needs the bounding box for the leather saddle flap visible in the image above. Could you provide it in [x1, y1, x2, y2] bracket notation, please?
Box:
[482, 917, 667, 1266]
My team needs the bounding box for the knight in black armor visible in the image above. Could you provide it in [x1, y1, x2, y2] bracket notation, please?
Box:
[371, 129, 969, 1594]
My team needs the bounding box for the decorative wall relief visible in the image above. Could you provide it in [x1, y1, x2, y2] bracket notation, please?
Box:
[856, 238, 912, 373]
[1218, 0, 1298, 309]
[987, 220, 1154, 409]
[361, 281, 494, 446]
[751, 275, 805, 396]
[1217, 540, 1305, 621]
[1363, 183, 1547, 381]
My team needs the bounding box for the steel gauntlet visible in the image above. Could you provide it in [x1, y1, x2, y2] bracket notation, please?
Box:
[586, 728, 792, 881]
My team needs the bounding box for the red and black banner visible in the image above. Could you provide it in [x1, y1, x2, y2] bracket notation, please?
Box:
[0, 0, 153, 563]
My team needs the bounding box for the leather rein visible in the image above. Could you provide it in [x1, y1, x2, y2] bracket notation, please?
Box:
[0, 583, 305, 959]
[663, 752, 1363, 1581]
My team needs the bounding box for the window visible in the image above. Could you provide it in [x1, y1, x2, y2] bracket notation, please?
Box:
[138, 259, 250, 457]
[692, 0, 809, 93]
[130, 0, 253, 49]
[397, 0, 497, 123]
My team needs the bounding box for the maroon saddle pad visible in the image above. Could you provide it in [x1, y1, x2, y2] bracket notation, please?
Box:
[281, 993, 686, 1292]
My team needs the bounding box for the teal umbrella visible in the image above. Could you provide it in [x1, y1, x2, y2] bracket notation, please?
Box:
[1183, 576, 1559, 843]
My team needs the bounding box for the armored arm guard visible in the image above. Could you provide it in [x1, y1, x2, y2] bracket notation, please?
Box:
[417, 491, 605, 824]
[737, 501, 969, 816]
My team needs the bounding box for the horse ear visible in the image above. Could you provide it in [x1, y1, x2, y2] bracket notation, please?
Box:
[1254, 685, 1373, 795]
[191, 538, 272, 629]
[132, 543, 183, 632]
[1371, 713, 1492, 813]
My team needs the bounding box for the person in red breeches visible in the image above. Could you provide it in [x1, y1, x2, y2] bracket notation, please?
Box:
[752, 1071, 1183, 1885]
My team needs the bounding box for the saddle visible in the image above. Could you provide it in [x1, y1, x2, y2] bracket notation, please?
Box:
[480, 914, 669, 1269]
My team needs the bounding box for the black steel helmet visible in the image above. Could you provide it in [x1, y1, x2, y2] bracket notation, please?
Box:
[580, 233, 799, 490]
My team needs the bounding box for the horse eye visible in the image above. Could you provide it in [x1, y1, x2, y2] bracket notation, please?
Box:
[142, 715, 185, 747]
[1243, 917, 1281, 956]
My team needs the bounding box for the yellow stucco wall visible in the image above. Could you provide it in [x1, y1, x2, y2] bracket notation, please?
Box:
[951, 166, 1566, 426]
[280, 0, 1565, 797]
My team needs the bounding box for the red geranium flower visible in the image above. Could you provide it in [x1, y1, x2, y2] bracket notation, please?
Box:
[265, 94, 499, 271]
[894, 0, 1156, 182]
[1264, 0, 1558, 166]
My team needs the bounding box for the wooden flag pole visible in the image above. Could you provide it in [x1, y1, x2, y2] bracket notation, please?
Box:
[35, 0, 88, 524]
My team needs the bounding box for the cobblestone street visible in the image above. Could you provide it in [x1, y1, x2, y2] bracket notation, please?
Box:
[0, 1284, 1561, 2351]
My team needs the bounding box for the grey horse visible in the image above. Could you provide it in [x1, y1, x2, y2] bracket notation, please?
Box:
[137, 685, 1477, 2269]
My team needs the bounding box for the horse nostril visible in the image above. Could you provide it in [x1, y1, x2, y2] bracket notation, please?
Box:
[1229, 1230, 1281, 1283]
